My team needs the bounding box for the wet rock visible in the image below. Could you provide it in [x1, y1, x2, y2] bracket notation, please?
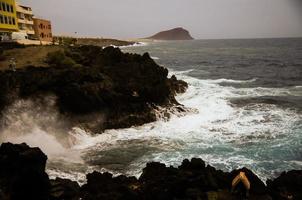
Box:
[0, 142, 50, 200]
[50, 178, 80, 200]
[169, 75, 188, 94]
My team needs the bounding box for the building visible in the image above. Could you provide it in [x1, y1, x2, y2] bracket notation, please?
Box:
[16, 3, 34, 38]
[0, 0, 18, 40]
[33, 18, 52, 42]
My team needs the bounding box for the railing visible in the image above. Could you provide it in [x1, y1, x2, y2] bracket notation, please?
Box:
[16, 8, 33, 16]
[17, 18, 34, 25]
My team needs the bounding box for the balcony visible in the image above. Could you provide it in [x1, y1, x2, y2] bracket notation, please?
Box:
[16, 6, 33, 16]
[18, 18, 34, 25]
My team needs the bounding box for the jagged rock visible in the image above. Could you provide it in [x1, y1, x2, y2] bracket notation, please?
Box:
[229, 167, 267, 195]
[50, 178, 80, 200]
[267, 170, 302, 200]
[80, 172, 140, 200]
[0, 142, 50, 200]
[0, 45, 188, 132]
[169, 75, 188, 94]
[0, 143, 298, 200]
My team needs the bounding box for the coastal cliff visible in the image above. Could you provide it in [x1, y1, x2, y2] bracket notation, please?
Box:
[1, 143, 301, 200]
[0, 45, 188, 132]
[147, 27, 194, 40]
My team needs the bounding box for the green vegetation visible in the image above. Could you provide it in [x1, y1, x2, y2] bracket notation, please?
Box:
[45, 49, 82, 68]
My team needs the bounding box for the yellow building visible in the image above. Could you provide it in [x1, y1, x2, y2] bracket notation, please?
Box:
[0, 0, 18, 39]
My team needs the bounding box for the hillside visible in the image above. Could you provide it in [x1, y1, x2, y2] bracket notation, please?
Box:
[147, 27, 194, 40]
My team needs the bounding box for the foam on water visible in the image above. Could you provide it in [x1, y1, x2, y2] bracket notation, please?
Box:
[1, 39, 302, 183]
[46, 70, 302, 182]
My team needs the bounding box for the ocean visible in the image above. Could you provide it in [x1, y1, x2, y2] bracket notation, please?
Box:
[3, 38, 302, 184]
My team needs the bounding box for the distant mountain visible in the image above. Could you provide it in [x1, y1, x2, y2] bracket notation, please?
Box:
[147, 27, 194, 40]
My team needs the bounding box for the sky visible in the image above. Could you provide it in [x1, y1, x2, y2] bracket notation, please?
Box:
[19, 0, 302, 39]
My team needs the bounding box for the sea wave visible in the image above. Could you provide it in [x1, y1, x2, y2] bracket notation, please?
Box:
[119, 42, 148, 49]
[151, 56, 160, 60]
[208, 78, 258, 84]
[1, 71, 301, 184]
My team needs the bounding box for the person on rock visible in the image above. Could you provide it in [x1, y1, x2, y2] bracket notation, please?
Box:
[231, 171, 250, 199]
[9, 58, 16, 71]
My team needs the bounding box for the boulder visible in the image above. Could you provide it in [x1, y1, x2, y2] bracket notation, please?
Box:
[229, 167, 267, 195]
[80, 172, 140, 200]
[267, 170, 302, 200]
[50, 178, 80, 200]
[0, 142, 50, 200]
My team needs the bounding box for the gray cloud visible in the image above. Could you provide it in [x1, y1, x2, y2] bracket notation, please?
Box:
[19, 0, 302, 39]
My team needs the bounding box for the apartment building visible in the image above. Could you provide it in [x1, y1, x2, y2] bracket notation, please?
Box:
[33, 18, 52, 42]
[0, 0, 18, 40]
[16, 3, 34, 38]
[0, 0, 53, 42]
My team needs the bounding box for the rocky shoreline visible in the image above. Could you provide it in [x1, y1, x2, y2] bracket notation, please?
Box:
[0, 44, 301, 200]
[0, 142, 301, 200]
[0, 45, 187, 133]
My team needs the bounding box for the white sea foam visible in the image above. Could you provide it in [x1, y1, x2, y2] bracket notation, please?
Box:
[151, 56, 160, 60]
[118, 42, 148, 49]
[208, 78, 258, 84]
[1, 70, 301, 183]
[66, 72, 301, 181]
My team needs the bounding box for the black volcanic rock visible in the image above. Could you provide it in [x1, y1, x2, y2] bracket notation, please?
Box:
[147, 27, 194, 40]
[0, 45, 188, 132]
[267, 170, 302, 200]
[0, 143, 300, 200]
[229, 167, 267, 195]
[0, 143, 50, 200]
[81, 172, 140, 200]
[50, 178, 81, 200]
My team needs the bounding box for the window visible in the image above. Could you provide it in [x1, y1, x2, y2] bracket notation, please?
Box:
[10, 5, 13, 13]
[0, 15, 3, 24]
[48, 24, 51, 29]
[12, 18, 15, 25]
[6, 3, 9, 12]
[4, 16, 7, 24]
[49, 33, 52, 37]
[8, 16, 12, 24]
[2, 3, 6, 11]
[0, 3, 2, 11]
[19, 23, 25, 30]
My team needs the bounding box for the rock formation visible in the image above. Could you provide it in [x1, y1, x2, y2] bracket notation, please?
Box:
[1, 143, 301, 200]
[147, 27, 194, 40]
[0, 45, 188, 132]
[0, 143, 50, 200]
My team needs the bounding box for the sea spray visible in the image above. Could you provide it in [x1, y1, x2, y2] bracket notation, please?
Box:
[0, 96, 83, 160]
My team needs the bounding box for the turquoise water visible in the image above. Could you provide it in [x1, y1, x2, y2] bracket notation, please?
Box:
[120, 38, 302, 179]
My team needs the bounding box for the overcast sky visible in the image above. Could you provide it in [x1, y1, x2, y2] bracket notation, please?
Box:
[19, 0, 302, 39]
